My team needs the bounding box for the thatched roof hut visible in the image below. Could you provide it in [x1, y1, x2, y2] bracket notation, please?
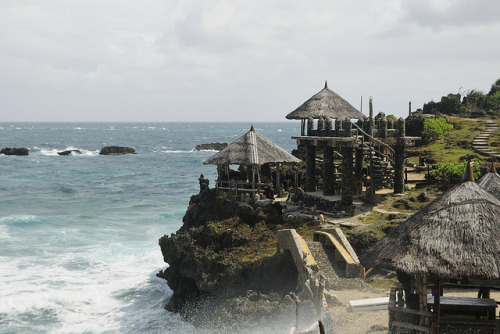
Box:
[361, 163, 500, 280]
[285, 82, 364, 120]
[203, 126, 300, 166]
[477, 162, 500, 201]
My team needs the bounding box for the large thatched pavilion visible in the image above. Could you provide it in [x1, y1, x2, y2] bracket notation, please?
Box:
[477, 161, 500, 201]
[204, 126, 300, 197]
[361, 162, 500, 333]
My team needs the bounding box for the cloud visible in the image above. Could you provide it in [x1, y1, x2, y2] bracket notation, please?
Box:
[0, 0, 500, 121]
[400, 0, 500, 29]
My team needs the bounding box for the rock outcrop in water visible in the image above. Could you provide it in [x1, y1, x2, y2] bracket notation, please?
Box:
[194, 142, 228, 151]
[57, 150, 82, 156]
[99, 146, 136, 155]
[1, 147, 29, 155]
[157, 186, 303, 330]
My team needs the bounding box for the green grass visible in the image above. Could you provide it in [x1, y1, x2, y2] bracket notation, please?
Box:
[408, 117, 488, 162]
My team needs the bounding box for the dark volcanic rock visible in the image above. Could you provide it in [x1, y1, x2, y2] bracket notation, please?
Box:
[1, 147, 29, 156]
[194, 142, 228, 151]
[347, 229, 378, 255]
[57, 150, 82, 156]
[99, 146, 136, 155]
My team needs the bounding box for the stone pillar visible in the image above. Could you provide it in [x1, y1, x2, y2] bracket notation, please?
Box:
[354, 147, 364, 194]
[307, 118, 314, 136]
[323, 146, 335, 196]
[341, 146, 354, 206]
[394, 144, 405, 194]
[341, 118, 354, 206]
[394, 118, 407, 194]
[305, 145, 316, 192]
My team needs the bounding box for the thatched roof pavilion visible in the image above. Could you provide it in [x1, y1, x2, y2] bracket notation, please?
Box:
[204, 126, 300, 166]
[477, 161, 500, 201]
[204, 126, 300, 195]
[285, 82, 364, 120]
[361, 163, 500, 280]
[361, 163, 500, 333]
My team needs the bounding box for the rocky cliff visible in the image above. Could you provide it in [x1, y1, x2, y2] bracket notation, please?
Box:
[157, 186, 303, 330]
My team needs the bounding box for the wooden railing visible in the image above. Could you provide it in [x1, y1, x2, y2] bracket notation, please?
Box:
[388, 287, 433, 333]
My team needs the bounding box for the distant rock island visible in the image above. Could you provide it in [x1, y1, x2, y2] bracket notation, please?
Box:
[99, 146, 136, 155]
[1, 147, 29, 156]
[194, 142, 228, 151]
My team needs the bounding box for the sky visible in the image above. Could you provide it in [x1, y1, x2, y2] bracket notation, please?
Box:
[1, 0, 500, 122]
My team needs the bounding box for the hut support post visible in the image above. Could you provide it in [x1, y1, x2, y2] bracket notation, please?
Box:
[323, 146, 335, 196]
[354, 147, 364, 195]
[276, 163, 281, 197]
[305, 145, 316, 192]
[431, 279, 441, 334]
[394, 144, 405, 194]
[341, 146, 354, 206]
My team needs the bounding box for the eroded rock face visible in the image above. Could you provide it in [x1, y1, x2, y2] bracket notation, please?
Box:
[57, 150, 82, 155]
[1, 147, 29, 155]
[99, 146, 136, 155]
[157, 191, 299, 330]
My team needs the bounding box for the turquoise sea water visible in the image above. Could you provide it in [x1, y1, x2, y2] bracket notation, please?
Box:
[0, 122, 298, 334]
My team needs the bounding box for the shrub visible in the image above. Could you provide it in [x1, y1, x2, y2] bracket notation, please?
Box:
[486, 91, 500, 110]
[422, 117, 453, 141]
[387, 114, 397, 121]
[429, 159, 482, 188]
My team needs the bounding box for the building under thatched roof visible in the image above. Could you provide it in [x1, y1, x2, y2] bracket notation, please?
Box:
[203, 126, 300, 166]
[285, 82, 364, 120]
[477, 162, 500, 201]
[361, 164, 500, 280]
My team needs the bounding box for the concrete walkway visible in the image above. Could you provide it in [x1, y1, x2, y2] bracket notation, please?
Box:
[472, 120, 500, 160]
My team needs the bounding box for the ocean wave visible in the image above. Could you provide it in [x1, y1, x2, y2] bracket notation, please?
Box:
[39, 147, 99, 156]
[0, 215, 47, 226]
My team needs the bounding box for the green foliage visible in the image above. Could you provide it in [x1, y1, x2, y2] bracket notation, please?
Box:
[429, 159, 481, 186]
[486, 91, 500, 110]
[467, 89, 486, 99]
[387, 114, 397, 121]
[422, 117, 453, 141]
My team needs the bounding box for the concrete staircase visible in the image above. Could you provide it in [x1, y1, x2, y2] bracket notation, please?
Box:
[472, 120, 500, 160]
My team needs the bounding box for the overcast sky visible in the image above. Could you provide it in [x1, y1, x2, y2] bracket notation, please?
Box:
[1, 0, 500, 122]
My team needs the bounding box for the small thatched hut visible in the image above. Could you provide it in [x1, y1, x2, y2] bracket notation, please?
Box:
[204, 126, 300, 196]
[361, 162, 500, 333]
[285, 81, 364, 121]
[477, 161, 500, 201]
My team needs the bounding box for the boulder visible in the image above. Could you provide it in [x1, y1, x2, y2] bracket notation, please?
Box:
[194, 142, 228, 151]
[99, 146, 136, 155]
[57, 150, 82, 156]
[1, 147, 29, 155]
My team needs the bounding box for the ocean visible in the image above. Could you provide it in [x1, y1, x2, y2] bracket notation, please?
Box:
[0, 122, 299, 334]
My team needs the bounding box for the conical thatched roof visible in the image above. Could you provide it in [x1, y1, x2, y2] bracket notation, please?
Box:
[477, 162, 500, 201]
[361, 164, 500, 280]
[203, 126, 300, 166]
[285, 82, 364, 120]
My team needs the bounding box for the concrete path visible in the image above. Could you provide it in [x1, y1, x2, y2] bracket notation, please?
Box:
[472, 120, 500, 160]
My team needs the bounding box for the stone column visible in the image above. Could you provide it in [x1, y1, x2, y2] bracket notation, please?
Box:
[394, 144, 405, 194]
[341, 146, 354, 206]
[354, 147, 364, 195]
[323, 146, 335, 196]
[341, 118, 354, 206]
[305, 145, 316, 192]
[394, 118, 407, 194]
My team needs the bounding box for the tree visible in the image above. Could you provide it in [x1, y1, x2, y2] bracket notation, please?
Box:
[422, 117, 453, 141]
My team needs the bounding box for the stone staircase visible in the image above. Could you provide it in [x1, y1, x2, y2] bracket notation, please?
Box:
[472, 120, 500, 160]
[306, 240, 368, 291]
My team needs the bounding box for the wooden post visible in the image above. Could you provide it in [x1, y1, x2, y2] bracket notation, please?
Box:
[368, 98, 375, 204]
[431, 279, 441, 334]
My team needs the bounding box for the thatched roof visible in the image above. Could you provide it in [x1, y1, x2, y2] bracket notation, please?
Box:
[203, 126, 301, 166]
[360, 164, 500, 280]
[285, 82, 364, 120]
[477, 162, 500, 201]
